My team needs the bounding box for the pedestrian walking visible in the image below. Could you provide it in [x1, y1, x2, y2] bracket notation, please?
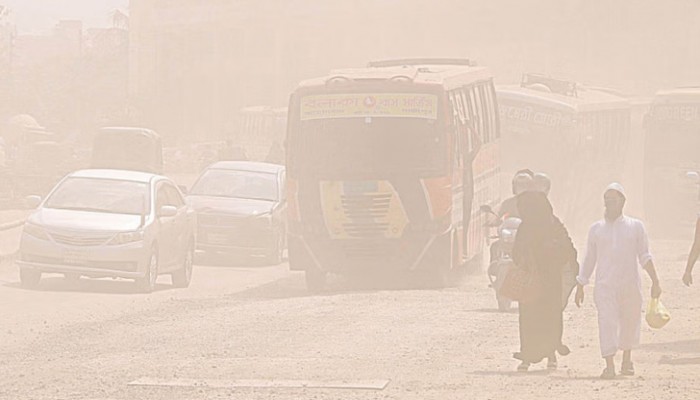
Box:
[575, 183, 662, 379]
[682, 214, 700, 286]
[512, 191, 579, 371]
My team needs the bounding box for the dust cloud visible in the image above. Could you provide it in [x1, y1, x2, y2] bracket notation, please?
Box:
[0, 1, 699, 399]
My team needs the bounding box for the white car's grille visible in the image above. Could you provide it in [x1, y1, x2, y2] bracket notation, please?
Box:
[48, 231, 114, 246]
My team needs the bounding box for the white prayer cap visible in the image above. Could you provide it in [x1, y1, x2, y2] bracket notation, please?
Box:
[605, 182, 626, 199]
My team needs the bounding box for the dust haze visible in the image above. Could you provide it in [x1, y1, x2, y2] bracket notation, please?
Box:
[0, 1, 699, 399]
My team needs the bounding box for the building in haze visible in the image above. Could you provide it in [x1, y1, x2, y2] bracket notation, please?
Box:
[0, 4, 15, 117]
[129, 0, 700, 143]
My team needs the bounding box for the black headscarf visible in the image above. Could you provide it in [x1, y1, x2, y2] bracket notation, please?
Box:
[513, 191, 576, 272]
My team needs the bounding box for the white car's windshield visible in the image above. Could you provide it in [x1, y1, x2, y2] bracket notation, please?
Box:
[45, 177, 150, 215]
[190, 169, 278, 201]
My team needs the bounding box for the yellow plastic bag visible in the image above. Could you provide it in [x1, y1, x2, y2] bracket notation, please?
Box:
[646, 298, 671, 329]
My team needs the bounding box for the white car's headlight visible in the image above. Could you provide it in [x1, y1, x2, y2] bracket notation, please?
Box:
[108, 231, 145, 245]
[255, 212, 273, 224]
[23, 223, 49, 240]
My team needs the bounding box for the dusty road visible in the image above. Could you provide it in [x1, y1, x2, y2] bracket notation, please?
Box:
[1, 230, 698, 400]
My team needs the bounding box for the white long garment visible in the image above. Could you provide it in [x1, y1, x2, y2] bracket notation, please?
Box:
[577, 216, 653, 357]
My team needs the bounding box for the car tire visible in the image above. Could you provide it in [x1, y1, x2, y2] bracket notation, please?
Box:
[136, 249, 158, 293]
[305, 268, 327, 293]
[20, 268, 41, 289]
[420, 230, 453, 289]
[172, 243, 194, 288]
[265, 232, 285, 266]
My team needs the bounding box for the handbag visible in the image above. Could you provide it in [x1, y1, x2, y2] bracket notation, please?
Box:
[646, 297, 671, 329]
[498, 249, 542, 303]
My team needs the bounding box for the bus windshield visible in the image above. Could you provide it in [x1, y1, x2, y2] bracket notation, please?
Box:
[293, 116, 446, 178]
[289, 90, 446, 178]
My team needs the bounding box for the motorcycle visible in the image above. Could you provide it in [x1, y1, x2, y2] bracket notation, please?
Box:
[481, 205, 521, 311]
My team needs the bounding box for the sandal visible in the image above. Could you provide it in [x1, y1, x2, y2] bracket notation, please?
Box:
[600, 366, 616, 380]
[557, 344, 571, 356]
[620, 362, 635, 376]
[517, 362, 530, 372]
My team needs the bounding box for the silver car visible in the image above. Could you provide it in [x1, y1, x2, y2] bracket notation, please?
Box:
[17, 169, 196, 292]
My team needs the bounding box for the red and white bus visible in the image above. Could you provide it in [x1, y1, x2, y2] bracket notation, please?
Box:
[285, 59, 501, 290]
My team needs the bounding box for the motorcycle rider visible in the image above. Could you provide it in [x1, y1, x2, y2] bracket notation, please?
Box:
[533, 172, 552, 196]
[498, 169, 535, 219]
[490, 170, 534, 264]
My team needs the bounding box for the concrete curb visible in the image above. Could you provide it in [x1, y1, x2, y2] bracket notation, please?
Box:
[0, 217, 25, 264]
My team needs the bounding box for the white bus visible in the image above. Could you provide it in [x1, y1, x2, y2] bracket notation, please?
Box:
[498, 74, 631, 233]
[643, 87, 700, 236]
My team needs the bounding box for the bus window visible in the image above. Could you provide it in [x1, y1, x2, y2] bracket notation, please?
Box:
[478, 82, 497, 143]
[487, 82, 500, 140]
[473, 87, 485, 141]
[449, 88, 470, 157]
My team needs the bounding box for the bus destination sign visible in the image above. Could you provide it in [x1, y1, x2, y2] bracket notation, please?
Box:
[651, 104, 700, 122]
[499, 104, 569, 128]
[300, 93, 438, 121]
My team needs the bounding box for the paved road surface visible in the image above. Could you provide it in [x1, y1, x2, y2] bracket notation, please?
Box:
[1, 231, 698, 399]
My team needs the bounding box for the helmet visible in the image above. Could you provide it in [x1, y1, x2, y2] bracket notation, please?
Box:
[533, 172, 552, 195]
[512, 172, 534, 195]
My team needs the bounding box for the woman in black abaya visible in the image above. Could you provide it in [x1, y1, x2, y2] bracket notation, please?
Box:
[512, 191, 578, 371]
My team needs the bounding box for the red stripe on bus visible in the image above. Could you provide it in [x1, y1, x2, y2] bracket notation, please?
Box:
[422, 176, 453, 219]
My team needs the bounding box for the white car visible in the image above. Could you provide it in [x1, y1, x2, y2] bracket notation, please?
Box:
[17, 169, 196, 292]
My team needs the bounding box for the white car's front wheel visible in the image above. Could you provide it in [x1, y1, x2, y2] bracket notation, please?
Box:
[20, 268, 41, 289]
[136, 250, 158, 293]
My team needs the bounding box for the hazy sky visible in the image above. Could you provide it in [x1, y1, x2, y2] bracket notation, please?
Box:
[2, 0, 128, 34]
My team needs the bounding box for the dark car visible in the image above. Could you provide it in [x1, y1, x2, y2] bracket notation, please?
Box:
[186, 161, 286, 264]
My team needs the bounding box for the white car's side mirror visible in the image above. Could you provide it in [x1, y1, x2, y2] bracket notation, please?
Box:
[687, 171, 700, 183]
[158, 205, 178, 218]
[25, 195, 42, 209]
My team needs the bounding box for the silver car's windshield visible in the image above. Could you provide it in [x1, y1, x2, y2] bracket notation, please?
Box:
[45, 177, 150, 215]
[190, 169, 278, 201]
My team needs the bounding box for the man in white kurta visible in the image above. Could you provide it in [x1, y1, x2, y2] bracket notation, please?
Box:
[575, 183, 662, 379]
